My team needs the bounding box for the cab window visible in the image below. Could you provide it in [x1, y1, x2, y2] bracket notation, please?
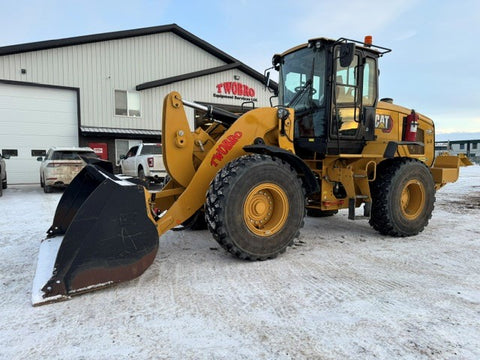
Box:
[363, 57, 377, 107]
[334, 50, 360, 136]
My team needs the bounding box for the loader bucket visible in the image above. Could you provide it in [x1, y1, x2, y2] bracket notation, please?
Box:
[32, 165, 159, 306]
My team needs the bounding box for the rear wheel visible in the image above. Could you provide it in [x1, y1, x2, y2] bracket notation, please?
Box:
[138, 167, 146, 181]
[44, 185, 53, 193]
[369, 159, 435, 237]
[206, 154, 305, 260]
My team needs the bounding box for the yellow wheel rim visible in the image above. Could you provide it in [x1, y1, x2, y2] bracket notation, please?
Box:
[400, 179, 425, 220]
[244, 183, 289, 236]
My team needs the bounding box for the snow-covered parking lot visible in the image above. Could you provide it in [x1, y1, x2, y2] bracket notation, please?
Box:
[1, 166, 479, 359]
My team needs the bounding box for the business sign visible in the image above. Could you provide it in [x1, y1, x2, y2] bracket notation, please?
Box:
[214, 82, 258, 102]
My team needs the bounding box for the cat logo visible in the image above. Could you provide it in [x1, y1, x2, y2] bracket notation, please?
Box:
[375, 114, 393, 133]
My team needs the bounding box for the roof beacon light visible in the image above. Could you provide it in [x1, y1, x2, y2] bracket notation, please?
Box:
[364, 35, 373, 47]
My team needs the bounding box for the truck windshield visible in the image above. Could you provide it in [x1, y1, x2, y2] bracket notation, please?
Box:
[279, 47, 327, 137]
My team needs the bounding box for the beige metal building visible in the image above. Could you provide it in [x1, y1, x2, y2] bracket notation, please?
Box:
[0, 24, 276, 183]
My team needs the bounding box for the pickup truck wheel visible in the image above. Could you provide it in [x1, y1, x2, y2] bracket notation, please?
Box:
[138, 167, 146, 181]
[137, 168, 151, 189]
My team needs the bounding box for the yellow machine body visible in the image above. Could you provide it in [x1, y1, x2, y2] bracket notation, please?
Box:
[33, 37, 471, 305]
[148, 93, 467, 236]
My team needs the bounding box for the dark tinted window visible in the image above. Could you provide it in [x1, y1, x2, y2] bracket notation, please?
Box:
[81, 151, 99, 159]
[2, 149, 18, 157]
[52, 151, 96, 160]
[32, 150, 47, 157]
[140, 144, 162, 155]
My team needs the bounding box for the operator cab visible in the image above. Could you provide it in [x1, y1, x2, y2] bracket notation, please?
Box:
[273, 36, 391, 158]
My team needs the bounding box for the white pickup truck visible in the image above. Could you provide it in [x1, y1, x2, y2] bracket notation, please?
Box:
[120, 143, 167, 183]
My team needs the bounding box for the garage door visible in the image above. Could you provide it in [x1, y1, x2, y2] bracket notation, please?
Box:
[0, 83, 78, 184]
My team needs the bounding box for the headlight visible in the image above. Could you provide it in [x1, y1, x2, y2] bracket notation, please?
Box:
[277, 107, 290, 121]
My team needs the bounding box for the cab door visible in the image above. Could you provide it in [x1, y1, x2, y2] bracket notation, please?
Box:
[329, 47, 378, 152]
[332, 50, 361, 139]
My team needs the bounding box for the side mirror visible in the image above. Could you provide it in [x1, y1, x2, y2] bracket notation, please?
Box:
[339, 43, 356, 67]
[2, 154, 10, 160]
[272, 54, 281, 71]
[265, 71, 271, 88]
[36, 156, 43, 161]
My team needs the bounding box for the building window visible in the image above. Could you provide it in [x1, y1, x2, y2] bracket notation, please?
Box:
[31, 150, 46, 157]
[473, 143, 478, 150]
[460, 143, 465, 150]
[115, 90, 141, 117]
[2, 149, 18, 157]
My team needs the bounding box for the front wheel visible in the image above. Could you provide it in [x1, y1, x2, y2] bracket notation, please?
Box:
[206, 154, 305, 260]
[369, 159, 435, 237]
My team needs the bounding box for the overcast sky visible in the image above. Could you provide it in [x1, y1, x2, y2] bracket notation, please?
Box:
[1, 0, 479, 137]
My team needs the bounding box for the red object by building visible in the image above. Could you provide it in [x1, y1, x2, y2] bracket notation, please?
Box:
[88, 142, 108, 160]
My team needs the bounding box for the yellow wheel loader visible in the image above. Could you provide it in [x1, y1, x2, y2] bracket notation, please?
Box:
[32, 36, 471, 305]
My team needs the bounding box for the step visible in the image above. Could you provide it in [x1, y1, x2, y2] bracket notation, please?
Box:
[348, 198, 371, 220]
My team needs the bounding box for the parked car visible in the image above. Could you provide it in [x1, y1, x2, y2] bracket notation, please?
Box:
[120, 143, 167, 183]
[0, 152, 9, 197]
[38, 147, 98, 193]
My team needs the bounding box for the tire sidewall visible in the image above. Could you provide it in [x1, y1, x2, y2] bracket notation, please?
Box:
[386, 161, 435, 235]
[221, 158, 304, 257]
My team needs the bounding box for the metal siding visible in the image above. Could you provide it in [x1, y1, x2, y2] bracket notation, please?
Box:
[141, 69, 276, 130]
[0, 32, 273, 133]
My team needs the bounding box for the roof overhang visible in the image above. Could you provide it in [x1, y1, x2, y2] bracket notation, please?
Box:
[136, 62, 277, 92]
[80, 126, 161, 137]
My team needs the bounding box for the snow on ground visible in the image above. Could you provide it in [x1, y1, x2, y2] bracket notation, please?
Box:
[0, 166, 479, 359]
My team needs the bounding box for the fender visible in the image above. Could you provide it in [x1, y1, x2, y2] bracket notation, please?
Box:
[243, 144, 319, 195]
[154, 104, 281, 235]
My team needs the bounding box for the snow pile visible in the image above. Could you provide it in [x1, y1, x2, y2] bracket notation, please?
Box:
[0, 166, 479, 359]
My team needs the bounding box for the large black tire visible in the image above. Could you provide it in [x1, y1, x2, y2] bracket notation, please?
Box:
[369, 159, 435, 237]
[206, 154, 305, 260]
